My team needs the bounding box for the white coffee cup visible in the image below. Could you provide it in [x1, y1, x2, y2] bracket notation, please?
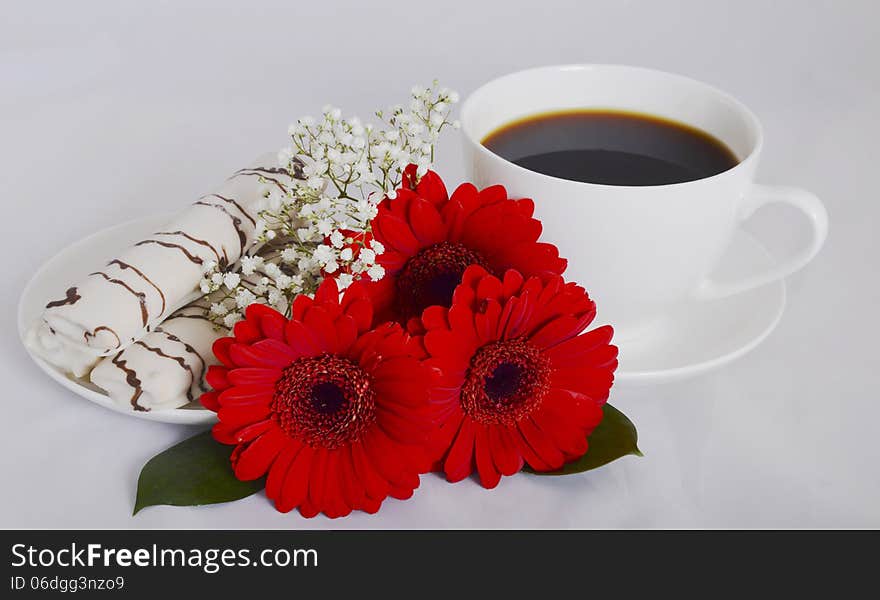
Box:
[460, 64, 828, 340]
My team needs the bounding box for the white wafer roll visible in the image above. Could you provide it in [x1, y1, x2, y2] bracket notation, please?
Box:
[89, 269, 291, 412]
[26, 154, 297, 377]
[89, 304, 219, 412]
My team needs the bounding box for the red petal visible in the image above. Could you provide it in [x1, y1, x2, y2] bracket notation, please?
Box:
[298, 501, 320, 519]
[212, 337, 235, 367]
[550, 367, 616, 402]
[424, 329, 464, 360]
[290, 295, 313, 322]
[447, 304, 478, 348]
[428, 405, 462, 454]
[338, 445, 366, 510]
[314, 277, 340, 305]
[217, 384, 275, 406]
[443, 183, 480, 241]
[475, 274, 503, 302]
[518, 417, 565, 471]
[509, 425, 552, 471]
[474, 425, 502, 489]
[420, 305, 449, 331]
[303, 307, 338, 353]
[233, 427, 286, 481]
[259, 312, 287, 341]
[501, 269, 525, 297]
[532, 408, 588, 459]
[276, 445, 313, 513]
[265, 441, 303, 504]
[232, 419, 275, 443]
[490, 425, 523, 476]
[199, 391, 220, 411]
[344, 297, 374, 333]
[544, 326, 616, 366]
[474, 299, 502, 344]
[321, 450, 350, 518]
[375, 212, 421, 255]
[351, 440, 390, 500]
[211, 421, 237, 444]
[334, 314, 359, 353]
[408, 197, 447, 245]
[528, 316, 586, 349]
[284, 319, 322, 356]
[217, 402, 272, 428]
[307, 449, 328, 510]
[229, 339, 300, 368]
[362, 427, 406, 485]
[227, 367, 282, 386]
[233, 319, 262, 344]
[444, 417, 476, 482]
[377, 408, 427, 444]
[205, 365, 230, 391]
[245, 302, 285, 323]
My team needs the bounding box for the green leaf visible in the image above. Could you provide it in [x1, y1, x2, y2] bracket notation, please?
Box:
[525, 403, 641, 476]
[133, 431, 264, 515]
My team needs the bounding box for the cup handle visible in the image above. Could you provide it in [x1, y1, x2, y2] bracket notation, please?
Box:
[694, 184, 829, 301]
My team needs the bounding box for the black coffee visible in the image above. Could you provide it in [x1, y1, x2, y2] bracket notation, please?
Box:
[481, 110, 738, 186]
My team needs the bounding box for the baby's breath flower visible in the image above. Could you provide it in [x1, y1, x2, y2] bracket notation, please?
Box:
[223, 272, 241, 290]
[235, 288, 257, 309]
[239, 255, 262, 276]
[280, 247, 298, 263]
[210, 302, 229, 316]
[223, 312, 243, 329]
[198, 82, 458, 328]
[367, 264, 385, 282]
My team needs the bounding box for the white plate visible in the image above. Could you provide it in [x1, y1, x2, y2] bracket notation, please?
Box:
[18, 215, 216, 425]
[615, 229, 786, 385]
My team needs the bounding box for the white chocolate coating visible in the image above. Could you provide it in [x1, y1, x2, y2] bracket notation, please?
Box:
[89, 305, 220, 411]
[26, 154, 295, 376]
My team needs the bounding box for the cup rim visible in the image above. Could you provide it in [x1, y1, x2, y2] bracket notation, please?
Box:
[460, 63, 764, 191]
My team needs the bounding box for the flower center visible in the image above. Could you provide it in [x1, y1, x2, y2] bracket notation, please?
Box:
[271, 354, 376, 449]
[395, 241, 490, 320]
[460, 338, 551, 426]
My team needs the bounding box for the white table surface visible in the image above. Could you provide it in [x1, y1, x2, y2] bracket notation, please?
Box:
[1, 0, 877, 529]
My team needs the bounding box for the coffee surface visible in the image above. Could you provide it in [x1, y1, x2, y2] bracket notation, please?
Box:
[482, 110, 739, 186]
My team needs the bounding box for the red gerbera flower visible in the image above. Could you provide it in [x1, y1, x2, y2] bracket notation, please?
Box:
[200, 279, 434, 518]
[417, 265, 618, 489]
[368, 165, 567, 324]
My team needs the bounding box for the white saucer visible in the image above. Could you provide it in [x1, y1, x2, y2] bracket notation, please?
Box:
[18, 215, 216, 425]
[615, 229, 786, 385]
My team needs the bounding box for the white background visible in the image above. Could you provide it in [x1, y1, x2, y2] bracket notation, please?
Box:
[1, 0, 877, 528]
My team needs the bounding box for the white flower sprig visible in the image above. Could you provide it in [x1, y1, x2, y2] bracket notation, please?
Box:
[198, 81, 459, 329]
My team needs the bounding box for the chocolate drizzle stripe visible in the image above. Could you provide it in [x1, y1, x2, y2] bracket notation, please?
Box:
[110, 353, 146, 412]
[84, 325, 121, 349]
[155, 328, 209, 393]
[135, 341, 197, 401]
[89, 271, 149, 326]
[45, 287, 81, 309]
[154, 230, 222, 264]
[107, 259, 166, 316]
[233, 166, 293, 177]
[192, 201, 246, 256]
[231, 170, 290, 193]
[200, 194, 257, 227]
[134, 239, 204, 265]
